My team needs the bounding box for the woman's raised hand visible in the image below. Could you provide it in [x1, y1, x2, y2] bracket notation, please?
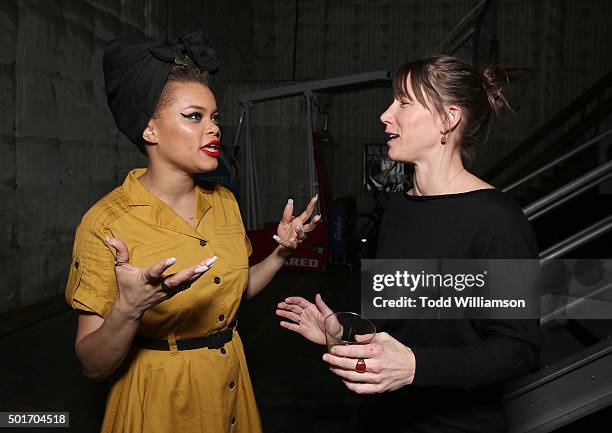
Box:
[273, 196, 322, 257]
[107, 237, 216, 320]
[276, 294, 333, 345]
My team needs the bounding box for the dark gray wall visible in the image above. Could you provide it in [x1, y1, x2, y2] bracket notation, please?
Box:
[1, 0, 611, 313]
[0, 0, 254, 314]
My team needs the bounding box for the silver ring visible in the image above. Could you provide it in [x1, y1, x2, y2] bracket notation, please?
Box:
[114, 258, 127, 267]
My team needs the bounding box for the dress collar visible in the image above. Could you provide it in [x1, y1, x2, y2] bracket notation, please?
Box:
[122, 168, 212, 238]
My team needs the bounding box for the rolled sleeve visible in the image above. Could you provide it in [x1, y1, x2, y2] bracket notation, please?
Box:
[65, 218, 116, 318]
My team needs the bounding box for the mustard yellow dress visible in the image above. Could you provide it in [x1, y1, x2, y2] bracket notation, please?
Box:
[65, 168, 263, 433]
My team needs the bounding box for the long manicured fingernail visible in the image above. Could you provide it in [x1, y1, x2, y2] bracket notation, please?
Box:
[165, 257, 177, 266]
[205, 256, 218, 266]
[287, 198, 293, 205]
[315, 194, 319, 200]
[322, 354, 329, 362]
[194, 265, 209, 273]
[272, 235, 281, 242]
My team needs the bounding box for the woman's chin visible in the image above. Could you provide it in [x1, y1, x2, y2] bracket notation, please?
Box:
[196, 161, 219, 174]
[387, 148, 410, 163]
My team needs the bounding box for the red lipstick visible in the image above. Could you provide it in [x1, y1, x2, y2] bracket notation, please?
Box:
[201, 139, 221, 158]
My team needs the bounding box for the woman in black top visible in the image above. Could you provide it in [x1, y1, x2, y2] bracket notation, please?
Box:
[276, 55, 539, 432]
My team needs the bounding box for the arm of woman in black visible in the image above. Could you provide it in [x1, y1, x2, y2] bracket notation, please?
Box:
[325, 209, 540, 393]
[411, 210, 540, 389]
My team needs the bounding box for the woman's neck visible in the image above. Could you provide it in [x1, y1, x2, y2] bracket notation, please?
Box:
[410, 152, 466, 196]
[138, 164, 195, 204]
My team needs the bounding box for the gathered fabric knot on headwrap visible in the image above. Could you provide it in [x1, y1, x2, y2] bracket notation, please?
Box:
[103, 29, 219, 151]
[148, 30, 220, 72]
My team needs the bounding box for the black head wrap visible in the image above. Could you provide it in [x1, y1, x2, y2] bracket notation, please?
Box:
[103, 30, 219, 151]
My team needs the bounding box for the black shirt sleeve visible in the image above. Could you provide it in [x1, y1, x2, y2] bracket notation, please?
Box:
[410, 205, 540, 389]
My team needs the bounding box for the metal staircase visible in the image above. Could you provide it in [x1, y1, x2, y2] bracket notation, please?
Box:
[497, 72, 612, 433]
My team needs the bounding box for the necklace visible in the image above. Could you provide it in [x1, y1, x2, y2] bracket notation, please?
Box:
[446, 167, 466, 190]
[412, 168, 466, 196]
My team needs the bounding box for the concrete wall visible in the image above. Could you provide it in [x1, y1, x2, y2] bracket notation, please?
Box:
[2, 0, 611, 313]
[0, 0, 254, 314]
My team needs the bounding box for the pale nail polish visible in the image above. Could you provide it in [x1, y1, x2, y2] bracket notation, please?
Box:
[194, 265, 209, 273]
[287, 198, 293, 205]
[205, 256, 218, 266]
[272, 235, 281, 242]
[165, 257, 177, 266]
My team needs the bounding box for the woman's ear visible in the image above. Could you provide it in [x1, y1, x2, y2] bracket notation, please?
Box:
[142, 122, 158, 144]
[447, 105, 462, 131]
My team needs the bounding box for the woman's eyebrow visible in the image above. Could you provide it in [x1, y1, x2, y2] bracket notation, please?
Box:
[182, 104, 219, 112]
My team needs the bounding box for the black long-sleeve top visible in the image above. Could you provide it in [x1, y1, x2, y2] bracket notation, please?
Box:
[365, 189, 540, 433]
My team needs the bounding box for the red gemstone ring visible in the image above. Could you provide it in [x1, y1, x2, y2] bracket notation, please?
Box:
[355, 358, 367, 373]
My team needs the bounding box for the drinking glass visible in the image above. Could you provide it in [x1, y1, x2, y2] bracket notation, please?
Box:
[324, 312, 376, 352]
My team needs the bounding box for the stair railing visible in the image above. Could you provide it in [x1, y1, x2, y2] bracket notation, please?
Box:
[504, 127, 612, 193]
[485, 71, 612, 185]
[521, 158, 612, 221]
[539, 214, 612, 263]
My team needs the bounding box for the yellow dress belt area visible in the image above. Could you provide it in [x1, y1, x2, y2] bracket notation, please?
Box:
[133, 320, 236, 351]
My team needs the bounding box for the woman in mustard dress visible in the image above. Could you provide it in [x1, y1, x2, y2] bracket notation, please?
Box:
[65, 30, 320, 433]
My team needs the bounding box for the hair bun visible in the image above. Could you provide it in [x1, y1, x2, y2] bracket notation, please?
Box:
[481, 65, 510, 114]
